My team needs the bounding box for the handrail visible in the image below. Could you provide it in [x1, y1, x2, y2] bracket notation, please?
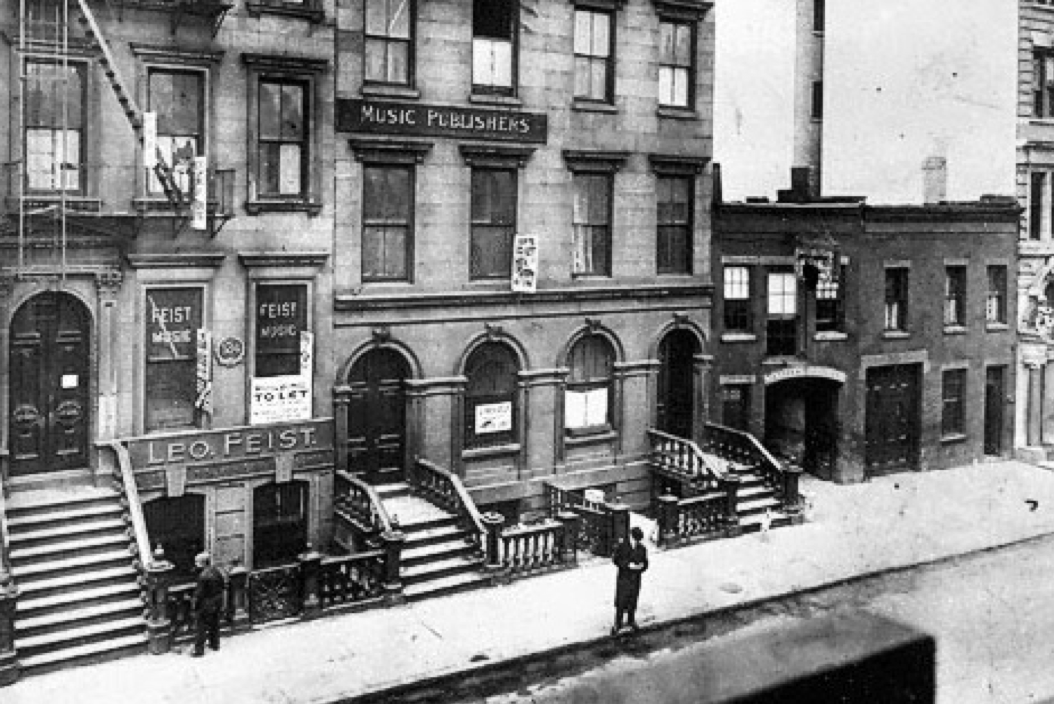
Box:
[411, 458, 485, 540]
[647, 428, 728, 483]
[334, 469, 394, 534]
[704, 422, 785, 473]
[99, 440, 154, 569]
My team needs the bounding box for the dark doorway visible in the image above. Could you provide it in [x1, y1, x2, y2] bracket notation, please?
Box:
[657, 330, 699, 440]
[346, 349, 410, 484]
[764, 377, 840, 480]
[9, 292, 91, 477]
[984, 366, 1006, 456]
[144, 494, 206, 582]
[865, 364, 922, 475]
[253, 481, 309, 569]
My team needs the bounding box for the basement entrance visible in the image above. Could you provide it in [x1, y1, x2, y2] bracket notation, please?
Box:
[764, 377, 840, 480]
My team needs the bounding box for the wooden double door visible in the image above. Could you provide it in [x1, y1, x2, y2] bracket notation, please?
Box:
[864, 364, 921, 475]
[9, 292, 91, 477]
[346, 349, 409, 484]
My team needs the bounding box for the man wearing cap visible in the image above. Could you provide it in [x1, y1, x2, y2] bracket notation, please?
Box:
[612, 526, 648, 635]
[192, 552, 226, 657]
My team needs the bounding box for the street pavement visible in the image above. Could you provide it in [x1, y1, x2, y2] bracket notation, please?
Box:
[7, 459, 1054, 704]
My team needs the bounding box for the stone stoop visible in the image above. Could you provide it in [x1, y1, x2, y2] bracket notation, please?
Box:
[6, 487, 147, 675]
[376, 484, 489, 602]
[720, 461, 793, 533]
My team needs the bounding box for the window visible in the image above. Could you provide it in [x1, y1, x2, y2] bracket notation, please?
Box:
[766, 270, 797, 356]
[657, 175, 692, 274]
[944, 266, 966, 327]
[464, 343, 520, 450]
[470, 168, 517, 279]
[258, 80, 307, 197]
[363, 165, 413, 281]
[884, 268, 909, 331]
[565, 335, 615, 435]
[24, 59, 84, 192]
[365, 0, 413, 85]
[721, 384, 751, 432]
[723, 266, 751, 332]
[815, 267, 844, 333]
[148, 69, 204, 195]
[574, 8, 613, 102]
[255, 284, 308, 377]
[658, 19, 693, 108]
[811, 80, 823, 120]
[1031, 172, 1045, 240]
[253, 482, 308, 569]
[941, 369, 966, 437]
[144, 495, 205, 582]
[986, 266, 1007, 325]
[473, 0, 516, 95]
[1035, 51, 1054, 119]
[813, 0, 825, 32]
[572, 173, 612, 276]
[145, 287, 204, 431]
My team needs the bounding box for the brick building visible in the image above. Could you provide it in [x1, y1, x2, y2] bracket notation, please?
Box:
[333, 0, 715, 518]
[713, 184, 1018, 483]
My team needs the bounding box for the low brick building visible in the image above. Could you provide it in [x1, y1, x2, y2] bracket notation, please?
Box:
[713, 184, 1019, 483]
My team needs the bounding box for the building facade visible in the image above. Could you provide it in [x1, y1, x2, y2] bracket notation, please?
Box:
[713, 188, 1018, 483]
[333, 0, 716, 518]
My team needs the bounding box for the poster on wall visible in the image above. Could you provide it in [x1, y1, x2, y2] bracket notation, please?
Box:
[250, 330, 314, 425]
[195, 329, 213, 415]
[511, 234, 539, 293]
[474, 401, 512, 435]
[191, 156, 207, 231]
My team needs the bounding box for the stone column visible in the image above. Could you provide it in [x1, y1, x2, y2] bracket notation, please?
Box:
[332, 387, 350, 473]
[298, 545, 323, 620]
[1043, 360, 1054, 445]
[616, 361, 659, 459]
[94, 269, 123, 446]
[606, 501, 630, 556]
[554, 511, 580, 565]
[481, 512, 509, 585]
[226, 561, 251, 633]
[655, 494, 680, 548]
[380, 529, 406, 606]
[520, 369, 566, 475]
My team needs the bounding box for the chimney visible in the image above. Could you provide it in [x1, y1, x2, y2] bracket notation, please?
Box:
[922, 157, 947, 204]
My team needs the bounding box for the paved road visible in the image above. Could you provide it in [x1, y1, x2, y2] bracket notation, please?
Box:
[459, 535, 1054, 704]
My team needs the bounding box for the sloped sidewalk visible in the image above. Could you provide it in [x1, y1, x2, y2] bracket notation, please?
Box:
[7, 460, 1054, 704]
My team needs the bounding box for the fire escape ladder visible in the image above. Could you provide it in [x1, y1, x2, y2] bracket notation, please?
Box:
[72, 0, 143, 142]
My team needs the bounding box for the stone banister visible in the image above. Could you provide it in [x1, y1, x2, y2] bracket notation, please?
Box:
[334, 469, 395, 534]
[647, 428, 728, 488]
[99, 440, 153, 569]
[408, 458, 485, 546]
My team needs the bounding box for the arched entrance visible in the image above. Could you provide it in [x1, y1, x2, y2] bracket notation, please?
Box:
[9, 291, 91, 477]
[346, 348, 410, 484]
[764, 376, 841, 480]
[657, 329, 700, 440]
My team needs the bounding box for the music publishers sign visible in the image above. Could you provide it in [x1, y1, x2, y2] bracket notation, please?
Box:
[250, 331, 313, 425]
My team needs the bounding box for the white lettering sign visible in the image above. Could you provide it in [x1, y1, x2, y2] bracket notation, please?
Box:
[763, 366, 847, 385]
[250, 375, 312, 425]
[475, 402, 512, 434]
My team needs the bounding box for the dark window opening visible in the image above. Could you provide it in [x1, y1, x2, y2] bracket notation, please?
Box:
[253, 482, 309, 569]
[144, 495, 206, 583]
[464, 343, 520, 450]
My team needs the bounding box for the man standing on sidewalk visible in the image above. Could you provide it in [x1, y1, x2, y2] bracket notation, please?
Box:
[612, 527, 648, 635]
[192, 552, 226, 657]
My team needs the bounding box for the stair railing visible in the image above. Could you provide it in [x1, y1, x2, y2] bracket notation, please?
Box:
[406, 459, 485, 554]
[334, 469, 394, 535]
[544, 484, 620, 557]
[700, 422, 802, 511]
[0, 479, 19, 686]
[647, 428, 728, 491]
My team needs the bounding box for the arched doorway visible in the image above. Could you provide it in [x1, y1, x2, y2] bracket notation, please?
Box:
[9, 291, 91, 477]
[764, 377, 840, 480]
[657, 329, 700, 440]
[346, 348, 410, 484]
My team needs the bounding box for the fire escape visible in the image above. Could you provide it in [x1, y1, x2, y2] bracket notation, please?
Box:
[2, 0, 235, 282]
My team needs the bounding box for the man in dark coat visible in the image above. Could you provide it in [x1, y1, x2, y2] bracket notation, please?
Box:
[192, 552, 226, 657]
[612, 526, 648, 635]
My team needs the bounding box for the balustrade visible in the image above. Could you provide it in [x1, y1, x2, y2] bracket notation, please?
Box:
[248, 564, 302, 624]
[647, 429, 726, 492]
[543, 484, 618, 557]
[701, 422, 799, 509]
[499, 521, 569, 578]
[407, 459, 485, 554]
[334, 470, 393, 537]
[319, 551, 386, 609]
[653, 492, 736, 548]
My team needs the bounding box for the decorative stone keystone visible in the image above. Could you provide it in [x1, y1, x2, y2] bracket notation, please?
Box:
[145, 545, 174, 655]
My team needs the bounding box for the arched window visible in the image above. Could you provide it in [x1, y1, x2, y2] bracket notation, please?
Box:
[144, 494, 206, 582]
[464, 343, 520, 449]
[565, 334, 615, 436]
[253, 481, 309, 568]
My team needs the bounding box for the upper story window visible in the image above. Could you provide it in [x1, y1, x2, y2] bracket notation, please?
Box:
[766, 270, 797, 356]
[1029, 171, 1052, 241]
[259, 80, 307, 197]
[811, 80, 823, 120]
[255, 283, 308, 378]
[657, 175, 692, 275]
[986, 265, 1007, 325]
[944, 266, 966, 327]
[565, 334, 616, 436]
[813, 0, 825, 32]
[148, 69, 204, 195]
[572, 173, 613, 277]
[1036, 50, 1054, 119]
[658, 19, 693, 108]
[473, 0, 517, 96]
[941, 369, 966, 438]
[363, 164, 414, 282]
[574, 8, 614, 103]
[145, 287, 204, 432]
[723, 265, 751, 333]
[24, 59, 85, 193]
[884, 267, 909, 332]
[464, 343, 520, 450]
[365, 0, 413, 86]
[470, 167, 517, 279]
[815, 267, 844, 333]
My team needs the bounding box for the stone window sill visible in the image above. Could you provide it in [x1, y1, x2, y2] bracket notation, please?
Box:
[361, 84, 421, 100]
[572, 100, 617, 114]
[943, 325, 967, 335]
[721, 332, 757, 343]
[463, 443, 521, 461]
[245, 2, 324, 22]
[469, 93, 522, 108]
[245, 200, 322, 216]
[814, 331, 848, 342]
[657, 106, 697, 120]
[882, 330, 911, 340]
[940, 433, 967, 445]
[986, 322, 1009, 332]
[565, 427, 616, 447]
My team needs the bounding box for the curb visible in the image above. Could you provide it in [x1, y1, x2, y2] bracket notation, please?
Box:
[337, 527, 1054, 703]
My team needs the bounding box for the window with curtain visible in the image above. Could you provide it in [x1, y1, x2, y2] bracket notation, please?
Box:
[573, 8, 613, 102]
[565, 335, 615, 435]
[657, 175, 692, 274]
[470, 168, 517, 279]
[148, 69, 204, 195]
[473, 0, 516, 94]
[884, 268, 909, 331]
[464, 343, 520, 449]
[24, 59, 84, 192]
[986, 266, 1007, 325]
[258, 80, 307, 197]
[365, 0, 413, 85]
[572, 173, 612, 276]
[944, 266, 966, 327]
[658, 19, 693, 108]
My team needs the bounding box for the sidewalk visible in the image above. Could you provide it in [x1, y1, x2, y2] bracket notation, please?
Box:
[8, 460, 1054, 704]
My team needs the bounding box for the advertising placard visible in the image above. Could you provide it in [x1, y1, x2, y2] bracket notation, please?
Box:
[474, 401, 512, 434]
[143, 112, 157, 170]
[195, 329, 213, 414]
[191, 155, 207, 230]
[511, 234, 538, 293]
[250, 375, 312, 426]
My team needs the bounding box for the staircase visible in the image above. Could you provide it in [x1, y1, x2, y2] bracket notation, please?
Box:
[375, 484, 488, 601]
[73, 0, 143, 142]
[7, 487, 147, 674]
[720, 459, 792, 533]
